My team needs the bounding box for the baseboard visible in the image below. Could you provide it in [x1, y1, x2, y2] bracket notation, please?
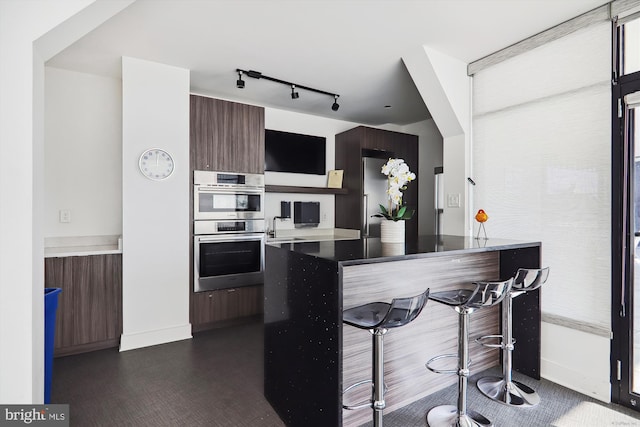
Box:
[541, 357, 611, 403]
[54, 338, 119, 358]
[541, 321, 611, 403]
[119, 323, 192, 351]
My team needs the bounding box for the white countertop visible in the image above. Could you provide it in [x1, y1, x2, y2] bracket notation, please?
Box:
[44, 235, 123, 258]
[266, 228, 359, 244]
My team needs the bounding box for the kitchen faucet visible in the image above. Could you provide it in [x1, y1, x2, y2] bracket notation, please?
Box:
[270, 216, 281, 238]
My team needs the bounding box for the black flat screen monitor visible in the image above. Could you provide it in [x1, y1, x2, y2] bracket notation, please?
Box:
[265, 129, 326, 175]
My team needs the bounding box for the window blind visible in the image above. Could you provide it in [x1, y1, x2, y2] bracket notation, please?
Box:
[472, 22, 611, 329]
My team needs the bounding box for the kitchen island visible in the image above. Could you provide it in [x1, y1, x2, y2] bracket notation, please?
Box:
[264, 235, 541, 427]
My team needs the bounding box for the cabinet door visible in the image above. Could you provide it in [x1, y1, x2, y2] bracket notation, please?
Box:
[362, 127, 398, 153]
[190, 95, 265, 173]
[44, 254, 122, 355]
[45, 257, 74, 350]
[228, 102, 265, 174]
[190, 95, 219, 171]
[73, 255, 122, 345]
[192, 285, 263, 327]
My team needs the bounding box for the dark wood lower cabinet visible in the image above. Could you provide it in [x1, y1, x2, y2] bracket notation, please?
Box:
[44, 254, 122, 357]
[192, 285, 263, 332]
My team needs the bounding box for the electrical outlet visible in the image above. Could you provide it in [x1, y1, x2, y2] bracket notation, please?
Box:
[322, 212, 328, 221]
[447, 194, 461, 208]
[59, 209, 71, 223]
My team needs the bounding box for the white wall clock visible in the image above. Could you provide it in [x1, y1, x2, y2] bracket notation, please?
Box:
[139, 148, 175, 180]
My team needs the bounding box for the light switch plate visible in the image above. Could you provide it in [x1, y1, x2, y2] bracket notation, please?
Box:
[59, 209, 71, 223]
[447, 194, 461, 208]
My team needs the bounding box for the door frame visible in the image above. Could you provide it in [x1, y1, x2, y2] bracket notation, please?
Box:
[611, 72, 640, 408]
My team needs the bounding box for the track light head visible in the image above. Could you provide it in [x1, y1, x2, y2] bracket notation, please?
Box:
[291, 85, 299, 99]
[331, 95, 340, 111]
[236, 71, 245, 89]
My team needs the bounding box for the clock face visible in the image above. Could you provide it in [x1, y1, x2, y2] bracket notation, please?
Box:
[139, 148, 174, 180]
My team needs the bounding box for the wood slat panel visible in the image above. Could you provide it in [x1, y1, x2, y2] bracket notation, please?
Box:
[341, 252, 500, 427]
[44, 254, 122, 356]
[192, 285, 263, 326]
[189, 95, 264, 173]
[45, 257, 73, 349]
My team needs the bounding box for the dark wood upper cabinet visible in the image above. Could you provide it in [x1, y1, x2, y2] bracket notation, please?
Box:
[190, 95, 265, 174]
[335, 126, 419, 239]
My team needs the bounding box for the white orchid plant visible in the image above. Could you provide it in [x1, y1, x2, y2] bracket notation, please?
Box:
[373, 158, 416, 222]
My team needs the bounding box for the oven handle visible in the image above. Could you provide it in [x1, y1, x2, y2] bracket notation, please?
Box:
[195, 186, 264, 195]
[195, 233, 265, 243]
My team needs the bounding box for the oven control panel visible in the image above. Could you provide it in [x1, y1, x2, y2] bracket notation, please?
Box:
[194, 219, 265, 235]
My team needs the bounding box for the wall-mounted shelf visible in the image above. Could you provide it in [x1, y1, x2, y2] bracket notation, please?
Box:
[265, 185, 348, 195]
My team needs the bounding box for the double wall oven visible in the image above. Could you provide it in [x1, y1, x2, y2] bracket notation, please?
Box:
[193, 170, 265, 292]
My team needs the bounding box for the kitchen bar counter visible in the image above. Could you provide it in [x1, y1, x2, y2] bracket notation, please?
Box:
[264, 235, 541, 427]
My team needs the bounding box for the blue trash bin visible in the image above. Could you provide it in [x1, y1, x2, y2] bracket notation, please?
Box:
[44, 288, 62, 404]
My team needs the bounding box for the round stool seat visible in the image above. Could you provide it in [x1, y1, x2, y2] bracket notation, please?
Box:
[429, 279, 511, 313]
[343, 290, 430, 331]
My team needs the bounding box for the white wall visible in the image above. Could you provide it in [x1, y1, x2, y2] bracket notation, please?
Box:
[0, 0, 105, 404]
[403, 46, 470, 236]
[45, 67, 122, 237]
[120, 57, 191, 351]
[401, 119, 443, 235]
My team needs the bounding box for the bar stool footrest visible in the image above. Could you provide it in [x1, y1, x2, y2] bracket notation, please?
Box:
[342, 379, 388, 410]
[476, 334, 503, 349]
[426, 353, 465, 375]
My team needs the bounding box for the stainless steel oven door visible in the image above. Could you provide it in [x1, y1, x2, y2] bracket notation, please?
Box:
[194, 233, 264, 292]
[194, 186, 264, 220]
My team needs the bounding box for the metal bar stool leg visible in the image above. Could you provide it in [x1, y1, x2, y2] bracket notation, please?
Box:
[342, 289, 430, 426]
[372, 329, 386, 427]
[427, 310, 492, 427]
[477, 293, 540, 407]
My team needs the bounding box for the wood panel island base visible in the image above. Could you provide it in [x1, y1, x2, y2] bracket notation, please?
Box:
[264, 236, 541, 427]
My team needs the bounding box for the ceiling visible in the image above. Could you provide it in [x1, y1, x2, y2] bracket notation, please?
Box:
[47, 0, 609, 126]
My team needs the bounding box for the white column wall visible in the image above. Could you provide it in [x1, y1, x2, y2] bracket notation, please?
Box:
[472, 22, 611, 401]
[0, 0, 104, 404]
[120, 57, 192, 351]
[403, 46, 470, 236]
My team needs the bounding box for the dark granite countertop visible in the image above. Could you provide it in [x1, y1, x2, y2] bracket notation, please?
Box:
[267, 234, 541, 265]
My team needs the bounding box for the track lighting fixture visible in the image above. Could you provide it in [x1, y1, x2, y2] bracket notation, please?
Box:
[236, 68, 340, 112]
[236, 71, 245, 89]
[331, 95, 340, 111]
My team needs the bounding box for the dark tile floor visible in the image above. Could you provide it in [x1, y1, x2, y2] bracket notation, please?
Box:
[52, 320, 640, 427]
[51, 321, 285, 426]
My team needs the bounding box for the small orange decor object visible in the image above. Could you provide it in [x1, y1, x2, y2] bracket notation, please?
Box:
[475, 209, 488, 223]
[475, 209, 488, 240]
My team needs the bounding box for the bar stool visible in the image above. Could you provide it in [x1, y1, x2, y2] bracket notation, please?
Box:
[476, 267, 550, 407]
[425, 279, 512, 427]
[342, 289, 430, 427]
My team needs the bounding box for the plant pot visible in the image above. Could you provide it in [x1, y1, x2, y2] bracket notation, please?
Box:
[380, 220, 405, 243]
[381, 242, 405, 256]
